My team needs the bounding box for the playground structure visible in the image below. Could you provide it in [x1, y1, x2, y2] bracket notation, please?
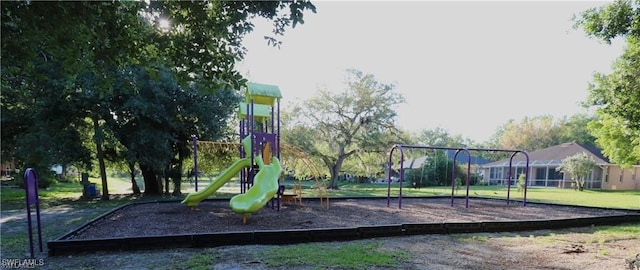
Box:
[387, 144, 530, 209]
[181, 82, 283, 223]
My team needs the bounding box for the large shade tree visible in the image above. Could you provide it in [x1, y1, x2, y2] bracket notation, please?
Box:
[575, 0, 640, 167]
[284, 69, 405, 189]
[1, 1, 316, 196]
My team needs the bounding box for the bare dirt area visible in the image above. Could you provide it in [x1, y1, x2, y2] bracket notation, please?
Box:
[3, 197, 639, 269]
[71, 197, 635, 239]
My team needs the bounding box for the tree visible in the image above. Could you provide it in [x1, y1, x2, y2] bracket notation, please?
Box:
[404, 150, 463, 188]
[556, 152, 596, 191]
[489, 114, 598, 153]
[587, 112, 640, 166]
[1, 1, 316, 196]
[285, 69, 405, 189]
[415, 127, 473, 147]
[575, 0, 640, 167]
[573, 0, 640, 44]
[558, 114, 597, 146]
[493, 116, 565, 151]
[105, 66, 238, 195]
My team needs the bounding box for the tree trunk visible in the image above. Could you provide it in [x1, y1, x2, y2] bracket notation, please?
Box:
[140, 164, 162, 195]
[172, 165, 182, 196]
[327, 158, 345, 190]
[172, 150, 185, 196]
[92, 116, 109, 200]
[164, 169, 170, 195]
[128, 162, 141, 195]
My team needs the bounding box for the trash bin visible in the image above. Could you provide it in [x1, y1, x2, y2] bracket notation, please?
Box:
[87, 183, 97, 197]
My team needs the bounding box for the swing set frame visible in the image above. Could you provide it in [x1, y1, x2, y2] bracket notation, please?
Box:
[387, 144, 529, 209]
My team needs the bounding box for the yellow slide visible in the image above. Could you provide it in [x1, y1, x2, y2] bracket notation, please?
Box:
[229, 154, 282, 218]
[181, 157, 251, 207]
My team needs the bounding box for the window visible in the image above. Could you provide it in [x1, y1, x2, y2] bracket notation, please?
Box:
[548, 168, 563, 179]
[619, 169, 624, 182]
[604, 167, 609, 182]
[489, 167, 502, 180]
[632, 168, 637, 181]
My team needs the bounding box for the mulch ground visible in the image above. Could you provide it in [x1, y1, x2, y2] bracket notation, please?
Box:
[69, 197, 635, 240]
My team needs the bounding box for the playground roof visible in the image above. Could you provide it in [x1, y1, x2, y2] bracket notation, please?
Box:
[245, 82, 282, 106]
[238, 102, 272, 120]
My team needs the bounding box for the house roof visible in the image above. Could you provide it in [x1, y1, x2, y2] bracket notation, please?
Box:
[482, 142, 610, 167]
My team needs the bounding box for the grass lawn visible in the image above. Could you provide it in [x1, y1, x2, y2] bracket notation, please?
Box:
[2, 179, 637, 210]
[320, 182, 640, 210]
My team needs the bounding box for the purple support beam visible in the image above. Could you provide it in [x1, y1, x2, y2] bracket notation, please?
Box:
[505, 151, 530, 206]
[277, 99, 281, 158]
[24, 168, 43, 258]
[450, 149, 472, 208]
[192, 135, 199, 192]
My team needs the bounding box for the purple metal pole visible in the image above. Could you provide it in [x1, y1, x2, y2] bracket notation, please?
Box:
[522, 151, 530, 206]
[191, 135, 199, 192]
[24, 168, 43, 258]
[450, 150, 457, 207]
[398, 146, 405, 209]
[386, 145, 395, 207]
[271, 101, 275, 135]
[25, 178, 34, 258]
[450, 149, 472, 208]
[277, 99, 281, 158]
[506, 152, 517, 205]
[240, 119, 245, 193]
[249, 99, 255, 190]
[465, 150, 471, 208]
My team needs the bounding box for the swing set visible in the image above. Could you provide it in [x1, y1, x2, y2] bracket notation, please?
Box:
[387, 144, 529, 209]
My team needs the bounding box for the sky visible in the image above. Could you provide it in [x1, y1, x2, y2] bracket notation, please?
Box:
[235, 1, 625, 143]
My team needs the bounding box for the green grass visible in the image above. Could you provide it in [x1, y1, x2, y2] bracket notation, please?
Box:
[338, 184, 640, 209]
[456, 234, 491, 243]
[589, 223, 640, 241]
[181, 251, 219, 270]
[3, 179, 638, 210]
[259, 242, 409, 269]
[522, 222, 640, 247]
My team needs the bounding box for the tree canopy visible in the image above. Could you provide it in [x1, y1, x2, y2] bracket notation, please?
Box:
[489, 115, 596, 152]
[1, 1, 316, 195]
[284, 69, 405, 189]
[575, 0, 640, 167]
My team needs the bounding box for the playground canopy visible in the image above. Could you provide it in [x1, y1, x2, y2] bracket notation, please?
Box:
[244, 82, 282, 106]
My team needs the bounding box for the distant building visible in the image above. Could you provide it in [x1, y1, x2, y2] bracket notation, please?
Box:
[1, 159, 17, 179]
[481, 142, 639, 190]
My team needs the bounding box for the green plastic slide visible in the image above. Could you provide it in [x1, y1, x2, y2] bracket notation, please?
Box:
[181, 157, 251, 207]
[229, 155, 282, 215]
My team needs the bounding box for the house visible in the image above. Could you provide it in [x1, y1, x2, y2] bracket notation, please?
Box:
[1, 159, 17, 179]
[481, 142, 639, 190]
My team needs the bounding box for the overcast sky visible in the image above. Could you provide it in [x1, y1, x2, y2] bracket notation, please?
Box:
[236, 1, 625, 143]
